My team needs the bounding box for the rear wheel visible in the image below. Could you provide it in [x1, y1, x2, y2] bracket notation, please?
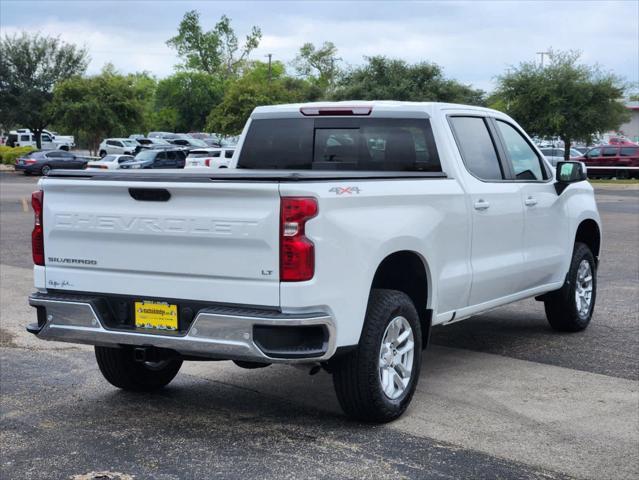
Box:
[95, 346, 182, 391]
[544, 242, 597, 332]
[332, 289, 422, 423]
[99, 150, 107, 158]
[40, 164, 51, 176]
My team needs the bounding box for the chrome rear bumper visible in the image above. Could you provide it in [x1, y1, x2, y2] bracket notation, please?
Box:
[28, 293, 336, 363]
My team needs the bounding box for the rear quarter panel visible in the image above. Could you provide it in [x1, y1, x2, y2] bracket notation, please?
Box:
[279, 178, 470, 347]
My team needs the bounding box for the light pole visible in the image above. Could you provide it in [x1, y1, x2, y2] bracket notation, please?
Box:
[265, 53, 273, 83]
[536, 51, 551, 68]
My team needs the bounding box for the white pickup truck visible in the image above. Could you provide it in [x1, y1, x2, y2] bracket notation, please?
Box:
[9, 129, 75, 150]
[27, 102, 601, 422]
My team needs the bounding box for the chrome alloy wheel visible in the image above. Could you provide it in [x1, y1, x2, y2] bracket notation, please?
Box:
[575, 259, 593, 317]
[379, 316, 415, 400]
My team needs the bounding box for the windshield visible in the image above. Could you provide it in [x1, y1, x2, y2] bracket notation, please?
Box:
[133, 150, 156, 162]
[190, 139, 208, 147]
[102, 155, 117, 162]
[122, 140, 138, 146]
[238, 118, 441, 171]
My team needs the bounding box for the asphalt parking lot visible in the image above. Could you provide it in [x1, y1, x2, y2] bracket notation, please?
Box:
[1, 171, 637, 480]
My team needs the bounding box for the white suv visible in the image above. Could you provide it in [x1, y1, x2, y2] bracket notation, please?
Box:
[98, 138, 140, 157]
[184, 147, 235, 168]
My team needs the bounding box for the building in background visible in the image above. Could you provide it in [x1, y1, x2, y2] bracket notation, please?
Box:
[610, 101, 639, 143]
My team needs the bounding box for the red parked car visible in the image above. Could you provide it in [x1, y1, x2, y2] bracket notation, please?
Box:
[579, 145, 639, 178]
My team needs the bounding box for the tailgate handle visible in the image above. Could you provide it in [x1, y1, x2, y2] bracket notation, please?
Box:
[129, 188, 171, 202]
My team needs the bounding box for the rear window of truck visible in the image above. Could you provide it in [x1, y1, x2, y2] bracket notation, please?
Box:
[238, 118, 441, 171]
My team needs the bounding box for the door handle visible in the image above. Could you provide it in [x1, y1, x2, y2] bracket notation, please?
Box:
[525, 196, 538, 207]
[473, 199, 490, 210]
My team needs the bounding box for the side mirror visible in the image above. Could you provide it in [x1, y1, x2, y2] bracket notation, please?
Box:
[555, 161, 587, 194]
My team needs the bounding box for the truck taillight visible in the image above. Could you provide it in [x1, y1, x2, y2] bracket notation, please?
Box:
[31, 190, 44, 266]
[204, 158, 212, 167]
[280, 197, 318, 282]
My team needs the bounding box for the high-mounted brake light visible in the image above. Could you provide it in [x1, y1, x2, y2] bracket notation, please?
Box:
[31, 190, 44, 266]
[280, 197, 318, 282]
[299, 106, 372, 116]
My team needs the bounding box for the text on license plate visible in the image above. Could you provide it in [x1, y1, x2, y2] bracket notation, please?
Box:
[134, 301, 178, 330]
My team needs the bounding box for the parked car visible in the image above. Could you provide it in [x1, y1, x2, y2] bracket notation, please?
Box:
[203, 137, 222, 147]
[14, 150, 86, 175]
[187, 132, 211, 140]
[86, 154, 135, 170]
[8, 129, 75, 151]
[607, 136, 638, 146]
[578, 145, 639, 178]
[167, 138, 209, 149]
[147, 131, 173, 139]
[539, 147, 583, 167]
[27, 102, 602, 423]
[119, 148, 187, 169]
[98, 138, 140, 157]
[135, 137, 171, 147]
[184, 148, 235, 168]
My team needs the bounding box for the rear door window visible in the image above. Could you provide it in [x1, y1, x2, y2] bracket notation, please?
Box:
[238, 118, 440, 171]
[602, 147, 618, 157]
[448, 116, 503, 181]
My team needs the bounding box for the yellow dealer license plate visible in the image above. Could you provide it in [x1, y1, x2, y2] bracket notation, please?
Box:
[134, 301, 178, 331]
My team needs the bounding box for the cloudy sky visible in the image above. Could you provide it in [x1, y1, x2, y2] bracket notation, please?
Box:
[1, 0, 637, 92]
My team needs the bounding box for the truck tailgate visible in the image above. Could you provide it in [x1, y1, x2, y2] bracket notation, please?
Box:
[41, 179, 280, 306]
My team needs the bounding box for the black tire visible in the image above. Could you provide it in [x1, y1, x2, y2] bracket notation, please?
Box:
[40, 164, 51, 176]
[95, 346, 182, 391]
[99, 150, 107, 158]
[544, 242, 597, 332]
[332, 289, 422, 423]
[59, 146, 69, 151]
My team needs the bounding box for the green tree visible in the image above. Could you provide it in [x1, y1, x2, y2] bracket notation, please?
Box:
[207, 61, 321, 135]
[492, 50, 630, 159]
[155, 72, 224, 132]
[291, 41, 341, 89]
[50, 65, 149, 154]
[0, 32, 88, 147]
[331, 56, 484, 105]
[167, 11, 261, 79]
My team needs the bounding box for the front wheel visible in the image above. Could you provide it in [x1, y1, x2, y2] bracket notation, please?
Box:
[544, 242, 597, 332]
[40, 164, 51, 176]
[332, 289, 422, 423]
[95, 346, 182, 391]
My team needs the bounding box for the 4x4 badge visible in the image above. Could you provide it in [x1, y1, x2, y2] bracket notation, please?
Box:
[329, 186, 361, 195]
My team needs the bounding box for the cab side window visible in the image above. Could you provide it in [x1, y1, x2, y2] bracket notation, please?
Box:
[495, 121, 546, 181]
[449, 116, 503, 181]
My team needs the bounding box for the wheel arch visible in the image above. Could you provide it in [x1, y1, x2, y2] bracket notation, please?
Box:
[575, 219, 601, 263]
[370, 250, 432, 348]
